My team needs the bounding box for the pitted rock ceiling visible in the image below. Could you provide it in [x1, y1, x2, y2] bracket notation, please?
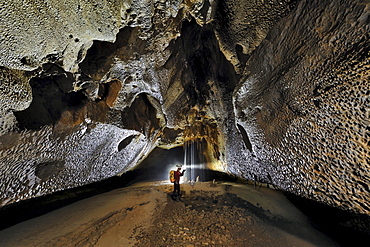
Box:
[0, 0, 369, 217]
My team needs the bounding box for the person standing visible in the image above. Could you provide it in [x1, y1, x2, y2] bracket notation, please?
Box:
[173, 164, 185, 198]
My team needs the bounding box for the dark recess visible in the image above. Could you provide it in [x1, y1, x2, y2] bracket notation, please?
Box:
[14, 63, 87, 130]
[165, 18, 238, 109]
[235, 44, 250, 69]
[237, 124, 253, 152]
[79, 26, 146, 80]
[35, 161, 65, 182]
[285, 192, 370, 246]
[14, 65, 86, 130]
[121, 93, 160, 136]
[118, 135, 136, 151]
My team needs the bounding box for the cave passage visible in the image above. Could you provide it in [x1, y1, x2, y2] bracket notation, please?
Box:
[132, 145, 235, 183]
[1, 145, 369, 246]
[0, 146, 237, 230]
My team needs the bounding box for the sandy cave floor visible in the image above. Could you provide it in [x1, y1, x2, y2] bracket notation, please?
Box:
[0, 181, 343, 246]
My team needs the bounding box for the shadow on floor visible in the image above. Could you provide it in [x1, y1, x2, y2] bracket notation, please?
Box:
[285, 192, 370, 247]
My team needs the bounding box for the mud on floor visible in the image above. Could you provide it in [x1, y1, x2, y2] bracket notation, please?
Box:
[134, 189, 294, 247]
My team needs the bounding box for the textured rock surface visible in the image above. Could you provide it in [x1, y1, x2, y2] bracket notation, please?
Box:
[234, 0, 370, 214]
[0, 0, 369, 221]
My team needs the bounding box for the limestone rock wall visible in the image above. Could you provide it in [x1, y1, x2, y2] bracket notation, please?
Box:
[0, 0, 369, 219]
[0, 0, 185, 206]
[234, 0, 370, 214]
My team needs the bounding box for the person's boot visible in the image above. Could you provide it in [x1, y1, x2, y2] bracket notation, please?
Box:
[172, 191, 178, 200]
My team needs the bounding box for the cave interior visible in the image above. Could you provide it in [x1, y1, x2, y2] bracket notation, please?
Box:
[0, 0, 369, 243]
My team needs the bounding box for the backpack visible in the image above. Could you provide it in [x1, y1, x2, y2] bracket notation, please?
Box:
[169, 170, 175, 183]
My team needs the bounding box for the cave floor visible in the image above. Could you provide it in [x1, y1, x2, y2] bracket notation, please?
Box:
[0, 181, 339, 247]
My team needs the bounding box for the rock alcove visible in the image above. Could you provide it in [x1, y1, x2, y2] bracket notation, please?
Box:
[0, 0, 369, 235]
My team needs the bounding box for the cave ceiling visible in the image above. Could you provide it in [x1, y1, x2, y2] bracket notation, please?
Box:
[0, 0, 369, 218]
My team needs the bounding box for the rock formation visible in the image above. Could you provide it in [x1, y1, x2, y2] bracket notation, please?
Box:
[0, 0, 369, 223]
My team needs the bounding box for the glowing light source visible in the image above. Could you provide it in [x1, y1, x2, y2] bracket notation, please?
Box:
[183, 140, 206, 182]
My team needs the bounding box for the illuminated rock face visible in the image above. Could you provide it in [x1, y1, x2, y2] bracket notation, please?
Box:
[234, 0, 370, 215]
[0, 0, 369, 217]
